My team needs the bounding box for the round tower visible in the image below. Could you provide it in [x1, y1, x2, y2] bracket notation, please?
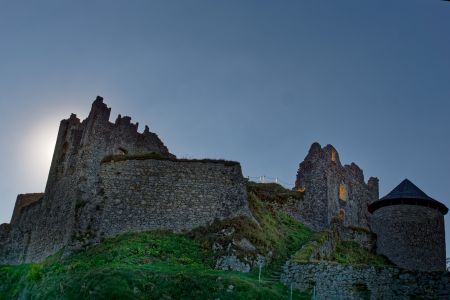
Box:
[368, 179, 448, 272]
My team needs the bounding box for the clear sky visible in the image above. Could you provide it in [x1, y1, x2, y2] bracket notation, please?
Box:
[0, 1, 449, 256]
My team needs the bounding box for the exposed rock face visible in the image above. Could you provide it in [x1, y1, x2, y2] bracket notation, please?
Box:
[0, 97, 251, 264]
[293, 143, 378, 231]
[216, 255, 251, 273]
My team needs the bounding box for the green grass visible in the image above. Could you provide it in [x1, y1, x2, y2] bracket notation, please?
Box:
[101, 152, 240, 167]
[291, 231, 330, 263]
[247, 182, 304, 204]
[0, 231, 311, 299]
[329, 241, 392, 266]
[189, 190, 314, 273]
[4, 183, 393, 299]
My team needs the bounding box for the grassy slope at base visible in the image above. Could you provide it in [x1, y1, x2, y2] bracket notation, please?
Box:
[1, 183, 390, 299]
[0, 184, 313, 299]
[0, 232, 311, 299]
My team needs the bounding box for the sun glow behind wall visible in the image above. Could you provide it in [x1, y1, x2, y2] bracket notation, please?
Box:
[20, 121, 58, 192]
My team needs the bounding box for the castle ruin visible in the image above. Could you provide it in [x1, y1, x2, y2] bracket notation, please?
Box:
[0, 97, 251, 264]
[0, 98, 447, 275]
[292, 143, 448, 272]
[294, 143, 378, 231]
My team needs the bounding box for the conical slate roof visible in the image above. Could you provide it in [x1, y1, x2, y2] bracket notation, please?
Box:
[368, 179, 448, 214]
[381, 179, 434, 201]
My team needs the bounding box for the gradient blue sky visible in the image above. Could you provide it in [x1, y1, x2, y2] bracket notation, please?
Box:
[1, 1, 449, 256]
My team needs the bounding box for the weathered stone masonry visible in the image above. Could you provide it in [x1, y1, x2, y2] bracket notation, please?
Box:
[281, 262, 450, 299]
[294, 143, 378, 231]
[369, 179, 448, 272]
[372, 205, 446, 272]
[95, 159, 250, 239]
[0, 97, 251, 264]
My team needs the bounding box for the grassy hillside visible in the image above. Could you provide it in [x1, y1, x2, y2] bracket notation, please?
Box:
[0, 183, 391, 299]
[0, 184, 313, 300]
[0, 231, 311, 299]
[329, 241, 392, 266]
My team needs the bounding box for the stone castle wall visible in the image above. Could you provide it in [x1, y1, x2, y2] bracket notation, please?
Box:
[294, 143, 378, 231]
[10, 193, 44, 225]
[0, 97, 251, 264]
[93, 159, 250, 240]
[281, 262, 450, 299]
[371, 205, 446, 272]
[0, 97, 174, 264]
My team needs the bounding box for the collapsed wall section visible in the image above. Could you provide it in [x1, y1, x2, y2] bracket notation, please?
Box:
[92, 158, 251, 240]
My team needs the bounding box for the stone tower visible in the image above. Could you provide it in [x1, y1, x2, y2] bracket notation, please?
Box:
[369, 179, 448, 272]
[294, 143, 378, 230]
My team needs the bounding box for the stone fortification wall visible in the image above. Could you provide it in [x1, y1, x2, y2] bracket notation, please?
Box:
[10, 193, 44, 224]
[90, 159, 251, 241]
[0, 97, 174, 264]
[371, 205, 446, 272]
[0, 97, 253, 264]
[281, 262, 450, 299]
[0, 224, 9, 241]
[0, 224, 11, 261]
[0, 199, 42, 263]
[294, 143, 378, 231]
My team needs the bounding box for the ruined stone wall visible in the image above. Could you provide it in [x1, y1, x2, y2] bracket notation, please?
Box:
[87, 159, 251, 242]
[0, 199, 42, 263]
[10, 193, 44, 224]
[0, 224, 11, 262]
[1, 193, 46, 263]
[294, 143, 378, 231]
[281, 262, 450, 299]
[0, 97, 254, 264]
[63, 98, 173, 251]
[0, 97, 175, 264]
[371, 205, 446, 272]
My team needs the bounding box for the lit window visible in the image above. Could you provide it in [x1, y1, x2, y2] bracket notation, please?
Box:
[331, 150, 336, 162]
[339, 184, 347, 201]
